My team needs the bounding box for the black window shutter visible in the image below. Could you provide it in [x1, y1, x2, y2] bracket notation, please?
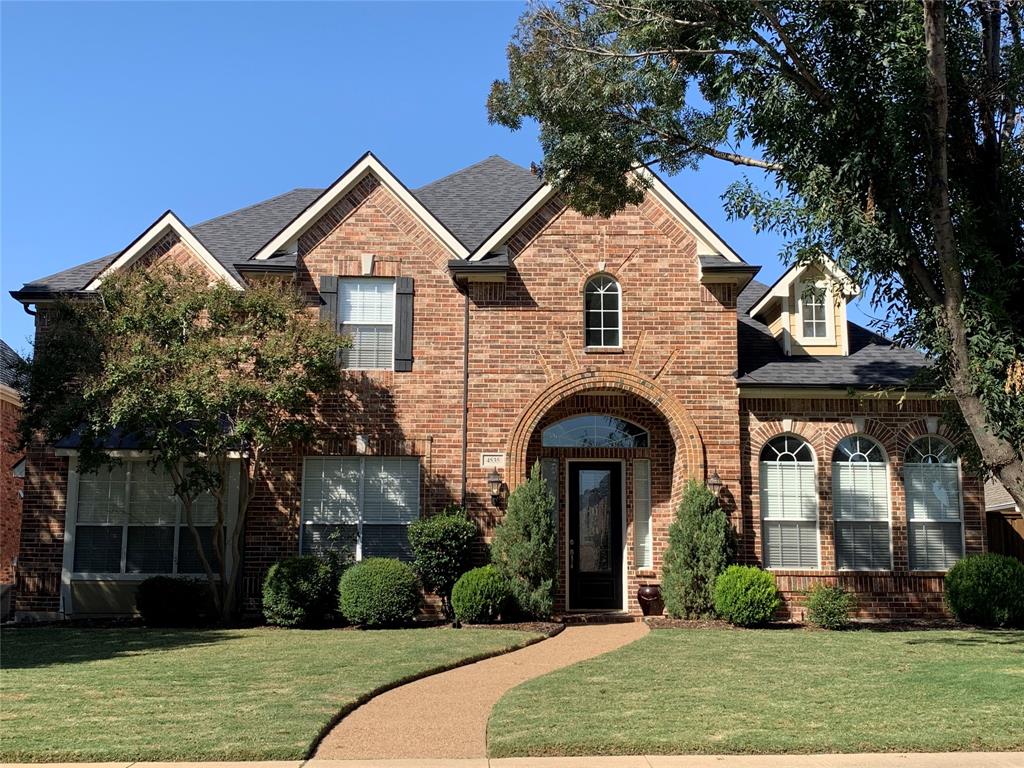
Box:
[394, 276, 414, 371]
[319, 275, 338, 326]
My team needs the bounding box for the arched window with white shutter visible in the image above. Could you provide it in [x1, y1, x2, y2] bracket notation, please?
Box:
[832, 435, 892, 570]
[904, 437, 964, 571]
[759, 435, 819, 569]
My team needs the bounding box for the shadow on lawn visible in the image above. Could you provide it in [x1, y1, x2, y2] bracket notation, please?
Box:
[0, 627, 239, 669]
[901, 629, 1024, 647]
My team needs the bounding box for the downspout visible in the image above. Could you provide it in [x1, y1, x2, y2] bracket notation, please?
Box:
[461, 287, 469, 507]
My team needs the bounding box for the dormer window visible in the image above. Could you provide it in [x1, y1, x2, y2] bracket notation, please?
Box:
[584, 275, 621, 348]
[796, 277, 836, 346]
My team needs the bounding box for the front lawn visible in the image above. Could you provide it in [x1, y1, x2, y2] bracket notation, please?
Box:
[1, 625, 538, 762]
[488, 628, 1024, 757]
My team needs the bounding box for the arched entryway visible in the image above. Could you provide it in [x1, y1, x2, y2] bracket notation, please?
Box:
[505, 371, 705, 614]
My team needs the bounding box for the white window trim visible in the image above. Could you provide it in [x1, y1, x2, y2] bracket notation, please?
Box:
[338, 278, 397, 371]
[795, 277, 836, 346]
[759, 435, 822, 572]
[633, 458, 653, 570]
[832, 436, 894, 572]
[583, 275, 623, 350]
[298, 455, 421, 560]
[903, 439, 966, 573]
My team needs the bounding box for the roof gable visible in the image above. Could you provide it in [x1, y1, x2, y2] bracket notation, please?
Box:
[749, 256, 859, 319]
[468, 166, 746, 263]
[86, 211, 244, 291]
[251, 152, 469, 261]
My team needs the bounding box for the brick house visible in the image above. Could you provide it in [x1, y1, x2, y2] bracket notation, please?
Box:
[9, 153, 984, 621]
[1, 339, 26, 619]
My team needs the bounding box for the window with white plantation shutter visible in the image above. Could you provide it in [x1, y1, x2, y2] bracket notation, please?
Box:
[904, 437, 964, 571]
[759, 435, 820, 569]
[633, 459, 653, 569]
[832, 436, 892, 570]
[339, 278, 395, 370]
[300, 456, 420, 561]
[73, 460, 229, 576]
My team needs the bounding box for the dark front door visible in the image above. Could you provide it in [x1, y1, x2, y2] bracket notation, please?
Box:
[568, 461, 623, 610]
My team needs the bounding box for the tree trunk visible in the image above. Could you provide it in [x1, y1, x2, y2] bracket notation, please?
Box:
[923, 0, 1024, 512]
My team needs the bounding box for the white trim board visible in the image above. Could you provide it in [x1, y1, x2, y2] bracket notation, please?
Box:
[86, 211, 243, 291]
[252, 152, 469, 261]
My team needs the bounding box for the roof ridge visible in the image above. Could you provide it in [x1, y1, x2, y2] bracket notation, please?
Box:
[190, 187, 323, 230]
[414, 155, 527, 193]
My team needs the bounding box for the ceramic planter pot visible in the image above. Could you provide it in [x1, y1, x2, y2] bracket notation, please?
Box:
[637, 583, 664, 616]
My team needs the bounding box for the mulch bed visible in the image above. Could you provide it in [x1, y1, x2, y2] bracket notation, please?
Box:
[458, 620, 564, 636]
[644, 616, 971, 631]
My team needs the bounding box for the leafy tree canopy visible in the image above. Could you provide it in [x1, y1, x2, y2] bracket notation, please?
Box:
[489, 0, 1024, 506]
[20, 267, 347, 618]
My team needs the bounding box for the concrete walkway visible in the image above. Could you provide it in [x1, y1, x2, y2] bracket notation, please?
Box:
[6, 753, 1023, 768]
[314, 622, 649, 760]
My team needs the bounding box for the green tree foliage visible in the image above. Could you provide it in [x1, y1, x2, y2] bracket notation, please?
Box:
[661, 480, 735, 618]
[408, 504, 479, 622]
[490, 0, 1024, 508]
[19, 267, 347, 620]
[491, 462, 558, 618]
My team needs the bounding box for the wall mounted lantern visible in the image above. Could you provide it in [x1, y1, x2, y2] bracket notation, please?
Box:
[706, 470, 723, 497]
[487, 469, 504, 504]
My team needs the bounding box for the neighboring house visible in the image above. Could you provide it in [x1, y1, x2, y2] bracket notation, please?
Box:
[9, 153, 985, 621]
[984, 478, 1023, 561]
[1, 339, 25, 620]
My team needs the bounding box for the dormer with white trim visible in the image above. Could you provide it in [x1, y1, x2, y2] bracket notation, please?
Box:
[749, 257, 859, 356]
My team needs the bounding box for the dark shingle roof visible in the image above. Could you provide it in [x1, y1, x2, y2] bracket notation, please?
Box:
[15, 188, 323, 295]
[736, 280, 932, 388]
[413, 155, 542, 252]
[0, 339, 25, 391]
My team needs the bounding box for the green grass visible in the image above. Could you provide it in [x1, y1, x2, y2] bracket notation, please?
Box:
[488, 628, 1024, 757]
[0, 625, 537, 762]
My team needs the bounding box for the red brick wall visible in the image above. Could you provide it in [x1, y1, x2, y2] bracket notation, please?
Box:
[739, 395, 986, 620]
[1, 393, 23, 585]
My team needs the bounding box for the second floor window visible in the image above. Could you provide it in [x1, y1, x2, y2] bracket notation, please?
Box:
[584, 275, 621, 348]
[802, 286, 828, 338]
[339, 278, 395, 370]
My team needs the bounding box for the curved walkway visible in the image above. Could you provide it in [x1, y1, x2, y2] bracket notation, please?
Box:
[314, 621, 649, 760]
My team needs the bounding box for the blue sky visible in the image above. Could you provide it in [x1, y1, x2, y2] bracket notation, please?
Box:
[1, 1, 876, 357]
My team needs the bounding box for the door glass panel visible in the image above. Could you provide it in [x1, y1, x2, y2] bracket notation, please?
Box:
[578, 469, 612, 572]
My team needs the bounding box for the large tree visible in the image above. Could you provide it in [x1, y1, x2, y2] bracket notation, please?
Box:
[489, 0, 1024, 508]
[20, 267, 346, 620]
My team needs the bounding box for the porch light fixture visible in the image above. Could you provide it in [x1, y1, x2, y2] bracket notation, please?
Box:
[487, 469, 504, 504]
[706, 471, 723, 497]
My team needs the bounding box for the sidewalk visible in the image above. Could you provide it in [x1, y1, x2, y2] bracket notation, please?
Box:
[4, 753, 1023, 768]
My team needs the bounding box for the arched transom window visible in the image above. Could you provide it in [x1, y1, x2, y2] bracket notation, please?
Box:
[542, 414, 648, 448]
[584, 275, 621, 348]
[904, 436, 964, 571]
[832, 435, 891, 570]
[759, 435, 819, 569]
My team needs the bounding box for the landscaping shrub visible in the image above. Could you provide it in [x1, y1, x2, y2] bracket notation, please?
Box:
[805, 583, 856, 630]
[136, 576, 214, 626]
[339, 557, 421, 627]
[491, 462, 558, 618]
[945, 553, 1024, 628]
[262, 553, 346, 627]
[408, 504, 478, 621]
[662, 480, 736, 618]
[713, 565, 781, 627]
[452, 565, 513, 624]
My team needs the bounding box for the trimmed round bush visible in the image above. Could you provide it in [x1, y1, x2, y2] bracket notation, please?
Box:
[805, 583, 856, 630]
[262, 555, 343, 627]
[339, 558, 421, 628]
[713, 565, 781, 627]
[452, 565, 512, 624]
[945, 553, 1024, 628]
[136, 576, 214, 627]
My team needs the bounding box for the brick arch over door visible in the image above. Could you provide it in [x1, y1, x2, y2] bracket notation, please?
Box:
[506, 370, 705, 504]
